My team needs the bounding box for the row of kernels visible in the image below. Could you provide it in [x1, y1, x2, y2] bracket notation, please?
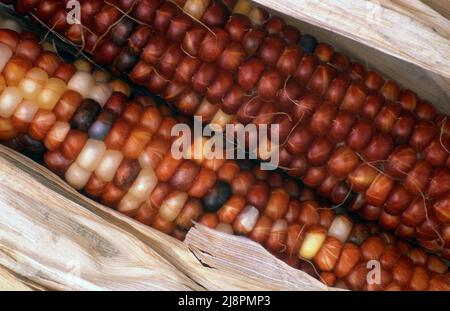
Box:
[1, 66, 448, 290]
[0, 25, 157, 217]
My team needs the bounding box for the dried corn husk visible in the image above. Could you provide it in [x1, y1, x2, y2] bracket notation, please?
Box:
[0, 146, 330, 291]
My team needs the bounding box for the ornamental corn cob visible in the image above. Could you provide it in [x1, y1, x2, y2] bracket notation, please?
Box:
[6, 0, 449, 257]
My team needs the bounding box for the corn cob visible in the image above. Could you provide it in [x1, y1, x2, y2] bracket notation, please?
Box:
[6, 0, 450, 257]
[0, 21, 449, 290]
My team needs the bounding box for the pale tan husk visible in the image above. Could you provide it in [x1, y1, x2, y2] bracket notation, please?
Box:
[0, 146, 332, 291]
